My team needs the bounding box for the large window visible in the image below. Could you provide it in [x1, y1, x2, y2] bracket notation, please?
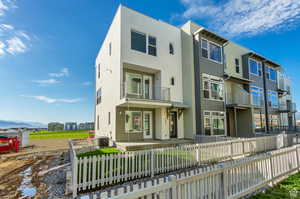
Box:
[131, 30, 146, 53]
[250, 86, 263, 106]
[125, 111, 142, 133]
[126, 73, 142, 96]
[201, 39, 222, 63]
[266, 66, 277, 81]
[235, 58, 240, 73]
[204, 111, 225, 136]
[203, 74, 224, 101]
[249, 59, 262, 76]
[268, 90, 279, 108]
[254, 113, 266, 132]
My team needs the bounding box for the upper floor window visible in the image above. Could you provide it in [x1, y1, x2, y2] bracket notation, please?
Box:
[98, 64, 100, 79]
[249, 59, 262, 76]
[131, 30, 146, 53]
[148, 36, 157, 56]
[201, 39, 222, 63]
[109, 42, 112, 56]
[235, 58, 240, 73]
[268, 90, 278, 108]
[96, 88, 102, 104]
[169, 43, 174, 55]
[266, 66, 277, 81]
[203, 74, 224, 101]
[250, 86, 263, 106]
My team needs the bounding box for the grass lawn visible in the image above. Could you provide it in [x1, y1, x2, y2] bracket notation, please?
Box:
[29, 130, 91, 139]
[249, 172, 300, 199]
[77, 147, 121, 158]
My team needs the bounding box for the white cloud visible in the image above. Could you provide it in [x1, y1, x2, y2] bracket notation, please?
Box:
[178, 0, 300, 37]
[82, 81, 92, 86]
[0, 41, 5, 55]
[0, 0, 31, 56]
[21, 95, 81, 104]
[32, 78, 60, 85]
[49, 68, 69, 77]
[6, 37, 27, 54]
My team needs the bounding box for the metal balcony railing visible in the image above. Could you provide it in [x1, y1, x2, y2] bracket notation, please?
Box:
[121, 82, 171, 101]
[279, 102, 297, 113]
[278, 73, 291, 92]
[226, 85, 251, 106]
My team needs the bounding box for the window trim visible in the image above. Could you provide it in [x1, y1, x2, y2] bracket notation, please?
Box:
[131, 29, 147, 54]
[202, 74, 225, 102]
[203, 111, 226, 136]
[125, 111, 143, 133]
[250, 86, 263, 106]
[201, 39, 223, 64]
[248, 58, 262, 77]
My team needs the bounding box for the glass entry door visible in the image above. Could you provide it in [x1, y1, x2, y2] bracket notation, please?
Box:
[143, 75, 152, 99]
[143, 111, 153, 139]
[170, 111, 178, 138]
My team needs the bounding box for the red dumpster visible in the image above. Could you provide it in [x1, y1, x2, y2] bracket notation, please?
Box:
[0, 136, 20, 153]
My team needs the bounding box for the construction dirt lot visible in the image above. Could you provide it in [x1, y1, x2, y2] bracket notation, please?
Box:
[0, 139, 71, 199]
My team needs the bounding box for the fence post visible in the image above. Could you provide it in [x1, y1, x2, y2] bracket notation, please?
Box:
[72, 156, 78, 198]
[219, 163, 228, 199]
[151, 149, 155, 177]
[168, 175, 177, 199]
[268, 153, 275, 186]
[296, 146, 300, 172]
[230, 141, 233, 159]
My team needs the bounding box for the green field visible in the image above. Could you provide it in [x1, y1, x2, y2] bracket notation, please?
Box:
[249, 172, 300, 199]
[29, 130, 92, 139]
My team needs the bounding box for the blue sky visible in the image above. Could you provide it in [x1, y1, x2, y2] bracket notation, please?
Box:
[0, 0, 300, 124]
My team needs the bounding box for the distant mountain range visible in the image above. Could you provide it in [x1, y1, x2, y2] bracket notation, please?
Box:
[0, 120, 47, 128]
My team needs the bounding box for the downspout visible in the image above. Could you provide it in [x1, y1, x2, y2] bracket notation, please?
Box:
[222, 41, 230, 136]
[262, 61, 270, 133]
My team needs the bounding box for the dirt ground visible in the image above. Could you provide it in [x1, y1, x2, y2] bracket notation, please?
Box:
[0, 155, 55, 199]
[0, 138, 72, 199]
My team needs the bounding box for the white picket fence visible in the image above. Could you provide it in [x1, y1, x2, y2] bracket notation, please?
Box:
[70, 134, 300, 197]
[82, 145, 300, 199]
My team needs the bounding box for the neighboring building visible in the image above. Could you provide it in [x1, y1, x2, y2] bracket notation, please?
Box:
[65, 122, 77, 131]
[95, 5, 297, 141]
[79, 122, 95, 131]
[48, 122, 64, 131]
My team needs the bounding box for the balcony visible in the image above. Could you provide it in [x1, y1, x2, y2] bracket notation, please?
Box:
[121, 82, 171, 102]
[278, 73, 291, 93]
[226, 85, 251, 107]
[279, 102, 297, 113]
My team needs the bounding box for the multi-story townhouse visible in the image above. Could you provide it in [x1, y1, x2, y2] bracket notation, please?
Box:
[278, 73, 297, 130]
[181, 21, 228, 138]
[95, 5, 188, 141]
[95, 5, 297, 141]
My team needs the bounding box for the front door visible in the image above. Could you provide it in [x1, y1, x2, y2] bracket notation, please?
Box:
[143, 111, 153, 139]
[143, 75, 152, 99]
[170, 111, 178, 138]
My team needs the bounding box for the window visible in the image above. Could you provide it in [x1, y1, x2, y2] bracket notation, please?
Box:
[97, 115, 99, 130]
[125, 111, 142, 133]
[108, 112, 111, 125]
[202, 74, 224, 101]
[254, 112, 266, 132]
[148, 36, 157, 56]
[171, 77, 175, 86]
[98, 64, 100, 79]
[109, 42, 112, 56]
[169, 43, 174, 55]
[250, 86, 263, 106]
[268, 90, 278, 108]
[235, 58, 240, 73]
[201, 39, 222, 63]
[204, 111, 226, 136]
[126, 73, 142, 95]
[209, 43, 222, 63]
[201, 39, 208, 58]
[96, 88, 101, 104]
[249, 59, 263, 76]
[268, 67, 277, 81]
[131, 30, 146, 53]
